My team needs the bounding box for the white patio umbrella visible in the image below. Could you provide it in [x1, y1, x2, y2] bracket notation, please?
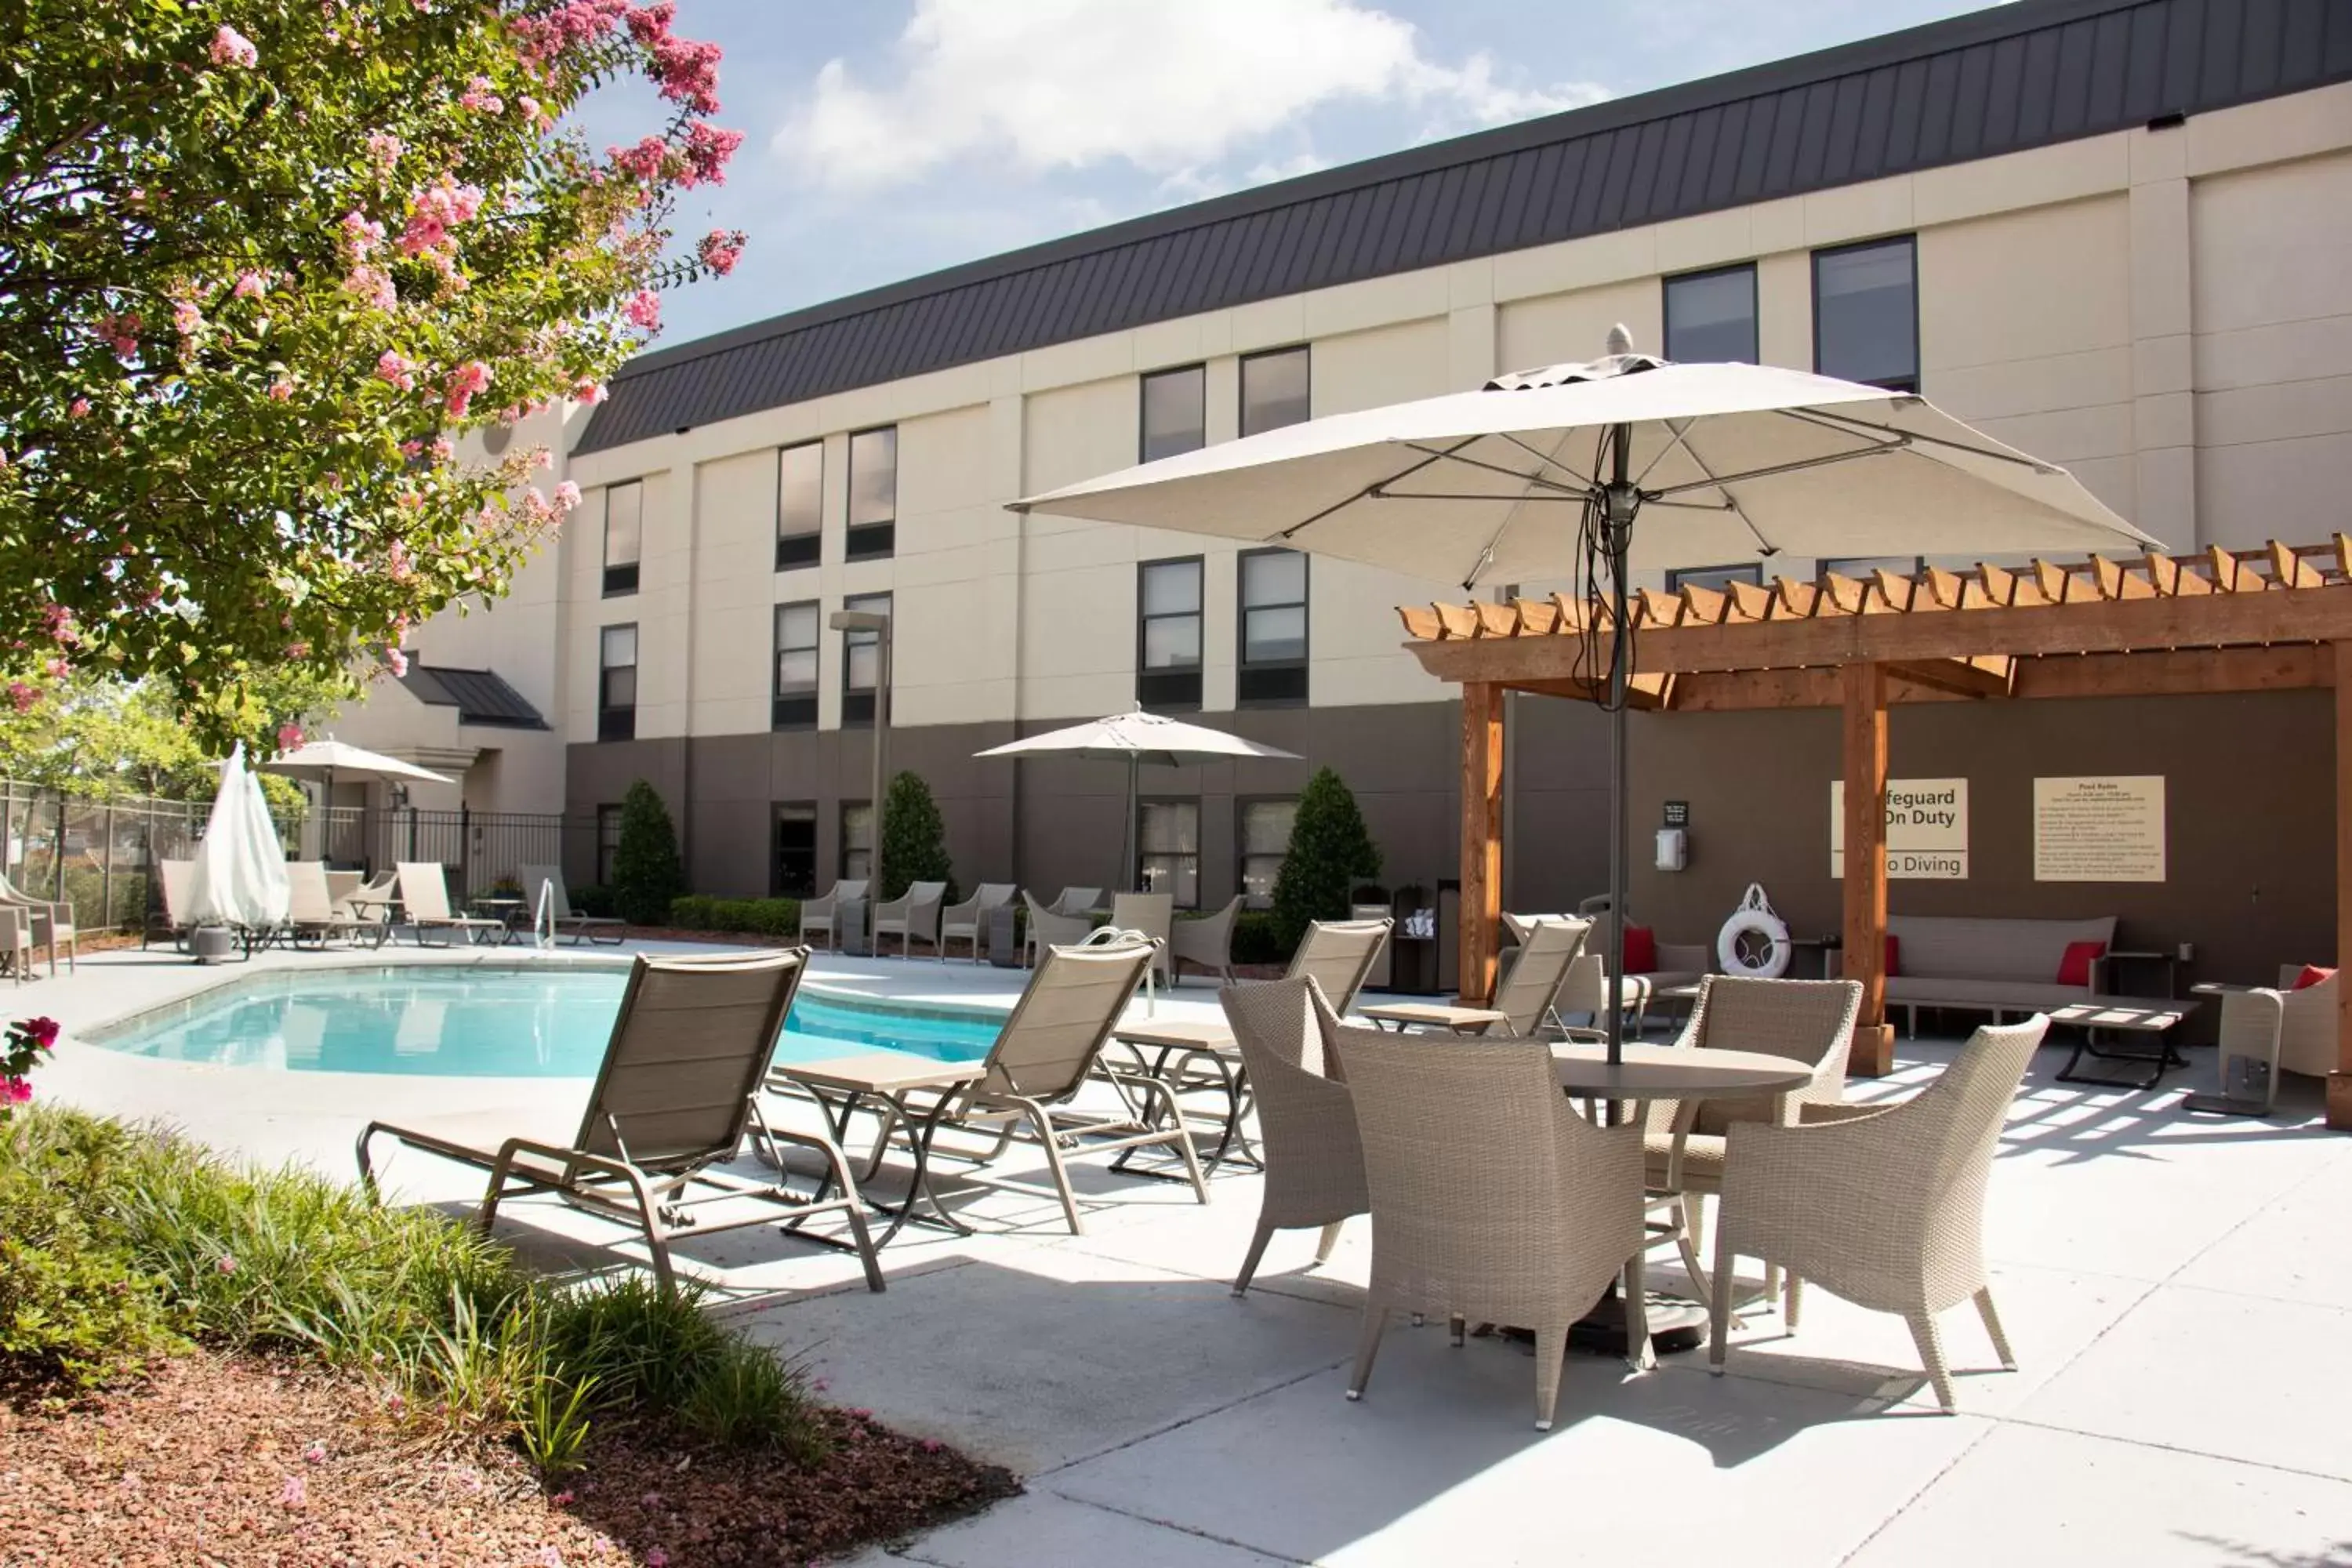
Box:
[975, 710, 1300, 893]
[186, 742, 292, 930]
[261, 735, 455, 792]
[1014, 332, 2158, 1062]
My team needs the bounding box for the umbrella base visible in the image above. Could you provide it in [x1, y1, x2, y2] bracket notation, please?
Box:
[190, 927, 239, 965]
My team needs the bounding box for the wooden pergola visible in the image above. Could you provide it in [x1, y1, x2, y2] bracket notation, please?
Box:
[1398, 539, 2352, 1131]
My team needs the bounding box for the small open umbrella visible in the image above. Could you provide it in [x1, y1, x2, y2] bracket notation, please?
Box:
[975, 710, 1300, 892]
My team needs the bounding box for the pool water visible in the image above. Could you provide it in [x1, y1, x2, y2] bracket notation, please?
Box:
[92, 969, 1004, 1078]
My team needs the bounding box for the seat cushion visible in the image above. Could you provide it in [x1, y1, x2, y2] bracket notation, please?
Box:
[1885, 976, 2090, 1011]
[2056, 940, 2107, 987]
[2292, 964, 2336, 990]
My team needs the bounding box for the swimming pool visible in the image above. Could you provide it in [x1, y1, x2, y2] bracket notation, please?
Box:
[88, 967, 1006, 1078]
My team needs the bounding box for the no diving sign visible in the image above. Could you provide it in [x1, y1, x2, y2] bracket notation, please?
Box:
[1830, 779, 1969, 880]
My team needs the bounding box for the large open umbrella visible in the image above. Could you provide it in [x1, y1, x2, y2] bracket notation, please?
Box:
[187, 742, 291, 930]
[1013, 333, 2156, 1063]
[262, 735, 456, 792]
[975, 710, 1300, 893]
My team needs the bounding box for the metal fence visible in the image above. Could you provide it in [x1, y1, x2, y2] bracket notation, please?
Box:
[0, 780, 586, 934]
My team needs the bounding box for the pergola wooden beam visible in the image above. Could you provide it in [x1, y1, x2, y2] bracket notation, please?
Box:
[1461, 681, 1504, 1007]
[1843, 663, 1893, 1076]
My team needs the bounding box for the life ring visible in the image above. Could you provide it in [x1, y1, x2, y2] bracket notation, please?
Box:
[1716, 883, 1792, 978]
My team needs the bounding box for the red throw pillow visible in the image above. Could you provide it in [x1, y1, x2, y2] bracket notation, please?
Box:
[1621, 924, 1657, 975]
[2292, 964, 2336, 990]
[1884, 935, 1901, 978]
[2056, 939, 2107, 988]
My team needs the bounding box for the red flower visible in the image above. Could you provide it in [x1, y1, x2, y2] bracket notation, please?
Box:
[24, 1018, 59, 1048]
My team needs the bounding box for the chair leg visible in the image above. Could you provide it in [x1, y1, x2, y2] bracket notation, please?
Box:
[1030, 1108, 1085, 1236]
[1784, 1273, 1804, 1331]
[1345, 1305, 1390, 1403]
[1674, 1192, 1710, 1301]
[1906, 1309, 1958, 1413]
[1534, 1327, 1568, 1431]
[1232, 1218, 1275, 1297]
[1313, 1218, 1344, 1265]
[1708, 1223, 1737, 1377]
[1973, 1286, 2016, 1370]
[1449, 1315, 1466, 1348]
[1624, 1246, 1654, 1374]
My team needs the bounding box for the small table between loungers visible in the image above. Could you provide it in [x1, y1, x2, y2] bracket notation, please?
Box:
[1105, 1017, 1258, 1171]
[767, 1053, 986, 1247]
[2050, 999, 2191, 1090]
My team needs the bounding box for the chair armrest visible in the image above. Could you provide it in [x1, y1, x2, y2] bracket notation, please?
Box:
[942, 893, 982, 924]
[1795, 1100, 1900, 1126]
[873, 893, 912, 920]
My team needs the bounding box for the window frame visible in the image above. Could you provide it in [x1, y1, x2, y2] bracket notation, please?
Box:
[1137, 796, 1201, 910]
[839, 591, 891, 728]
[1664, 564, 1763, 595]
[1661, 261, 1759, 365]
[601, 479, 642, 597]
[771, 599, 820, 731]
[839, 800, 874, 883]
[1239, 344, 1312, 437]
[845, 425, 897, 561]
[775, 441, 822, 572]
[1236, 546, 1308, 708]
[597, 622, 637, 742]
[1811, 234, 1920, 394]
[1237, 796, 1298, 910]
[1135, 556, 1204, 713]
[1818, 555, 1926, 585]
[1138, 362, 1207, 463]
[595, 804, 624, 887]
[771, 800, 818, 898]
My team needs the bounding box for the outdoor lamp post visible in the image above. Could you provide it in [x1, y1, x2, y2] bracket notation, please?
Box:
[830, 608, 893, 891]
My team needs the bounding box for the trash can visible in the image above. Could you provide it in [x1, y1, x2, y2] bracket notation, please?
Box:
[838, 897, 871, 956]
[986, 904, 1023, 967]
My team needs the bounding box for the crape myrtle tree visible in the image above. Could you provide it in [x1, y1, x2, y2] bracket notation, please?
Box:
[0, 1, 749, 748]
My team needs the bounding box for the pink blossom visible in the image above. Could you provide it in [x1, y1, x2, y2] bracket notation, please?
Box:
[459, 74, 504, 114]
[387, 540, 414, 580]
[278, 722, 305, 750]
[23, 1018, 59, 1049]
[345, 264, 396, 310]
[43, 604, 78, 645]
[280, 1474, 305, 1507]
[551, 1490, 575, 1506]
[216, 1254, 238, 1274]
[303, 1440, 328, 1464]
[535, 1548, 564, 1568]
[511, 0, 628, 67]
[555, 480, 582, 510]
[376, 350, 417, 393]
[644, 1551, 668, 1568]
[626, 2, 675, 45]
[648, 32, 722, 114]
[517, 95, 548, 129]
[2, 1077, 30, 1105]
[172, 299, 204, 336]
[209, 24, 259, 67]
[624, 289, 661, 331]
[268, 377, 294, 401]
[44, 659, 69, 679]
[98, 311, 142, 357]
[387, 646, 409, 677]
[285, 641, 310, 659]
[233, 269, 268, 300]
[443, 359, 491, 417]
[338, 209, 386, 259]
[608, 136, 669, 184]
[682, 122, 743, 187]
[531, 447, 552, 469]
[697, 229, 742, 276]
[365, 131, 404, 176]
[67, 397, 91, 419]
[430, 437, 452, 463]
[572, 379, 608, 406]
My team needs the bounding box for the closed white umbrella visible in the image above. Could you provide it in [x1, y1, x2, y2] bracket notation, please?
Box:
[187, 742, 292, 931]
[1014, 334, 2157, 1062]
[975, 710, 1300, 892]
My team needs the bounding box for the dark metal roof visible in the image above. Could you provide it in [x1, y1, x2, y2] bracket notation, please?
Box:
[578, 0, 2352, 456]
[401, 666, 549, 730]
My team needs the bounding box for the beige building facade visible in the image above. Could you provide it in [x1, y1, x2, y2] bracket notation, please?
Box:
[341, 0, 2352, 942]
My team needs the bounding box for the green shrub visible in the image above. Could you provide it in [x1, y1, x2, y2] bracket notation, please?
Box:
[570, 882, 618, 918]
[670, 894, 717, 929]
[1230, 909, 1287, 966]
[1271, 767, 1383, 954]
[0, 1123, 191, 1383]
[610, 780, 684, 927]
[878, 770, 955, 903]
[666, 895, 799, 938]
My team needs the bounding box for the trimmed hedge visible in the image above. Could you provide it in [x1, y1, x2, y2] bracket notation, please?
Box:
[1231, 909, 1285, 965]
[569, 883, 619, 918]
[668, 895, 800, 938]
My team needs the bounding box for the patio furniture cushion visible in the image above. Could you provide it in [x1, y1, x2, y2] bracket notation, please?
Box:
[1883, 976, 2091, 1011]
[1885, 935, 1901, 977]
[1882, 915, 2117, 984]
[2292, 964, 2335, 989]
[2055, 940, 2107, 988]
[1621, 924, 1657, 974]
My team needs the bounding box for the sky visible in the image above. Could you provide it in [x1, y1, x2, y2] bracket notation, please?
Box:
[583, 0, 2006, 349]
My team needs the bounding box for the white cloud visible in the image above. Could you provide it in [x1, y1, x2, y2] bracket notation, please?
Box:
[781, 0, 1609, 193]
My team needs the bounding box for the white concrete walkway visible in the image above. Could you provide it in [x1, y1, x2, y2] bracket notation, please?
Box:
[23, 942, 2352, 1566]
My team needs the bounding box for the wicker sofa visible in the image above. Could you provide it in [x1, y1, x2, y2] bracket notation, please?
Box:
[2273, 964, 2338, 1080]
[1865, 914, 2118, 1034]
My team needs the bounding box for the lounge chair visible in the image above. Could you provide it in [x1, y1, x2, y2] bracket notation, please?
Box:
[1109, 891, 1174, 985]
[873, 880, 949, 957]
[1223, 977, 1362, 1294]
[1286, 916, 1395, 1016]
[938, 882, 1016, 963]
[0, 871, 74, 975]
[1708, 1015, 2050, 1414]
[1170, 895, 1243, 985]
[285, 862, 368, 947]
[801, 878, 866, 952]
[144, 858, 197, 950]
[357, 949, 882, 1295]
[519, 863, 626, 946]
[877, 937, 1207, 1234]
[1022, 891, 1093, 966]
[394, 861, 506, 947]
[1359, 916, 1589, 1036]
[1336, 1026, 1652, 1429]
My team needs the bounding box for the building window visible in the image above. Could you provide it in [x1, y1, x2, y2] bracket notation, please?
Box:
[840, 801, 873, 882]
[602, 480, 641, 597]
[840, 591, 890, 726]
[1239, 798, 1296, 909]
[847, 426, 896, 561]
[1240, 345, 1310, 436]
[1238, 547, 1308, 706]
[1820, 555, 1923, 583]
[1137, 557, 1203, 712]
[1663, 263, 1758, 365]
[595, 804, 623, 887]
[771, 802, 816, 897]
[597, 623, 637, 742]
[1140, 364, 1206, 462]
[776, 442, 822, 571]
[772, 601, 819, 730]
[1813, 236, 1918, 393]
[1138, 799, 1200, 909]
[1666, 564, 1762, 594]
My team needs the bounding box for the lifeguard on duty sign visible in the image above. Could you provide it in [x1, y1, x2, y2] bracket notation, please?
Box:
[1830, 779, 1969, 879]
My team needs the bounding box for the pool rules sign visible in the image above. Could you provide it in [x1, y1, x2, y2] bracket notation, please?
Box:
[1830, 779, 1969, 879]
[2034, 776, 2166, 882]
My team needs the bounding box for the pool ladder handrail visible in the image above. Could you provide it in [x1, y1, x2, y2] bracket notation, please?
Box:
[532, 876, 557, 950]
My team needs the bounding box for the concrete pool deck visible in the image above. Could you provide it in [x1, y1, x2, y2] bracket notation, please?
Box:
[21, 940, 2352, 1566]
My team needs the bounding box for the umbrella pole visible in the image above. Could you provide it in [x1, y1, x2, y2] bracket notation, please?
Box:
[1604, 423, 1635, 1072]
[1125, 753, 1140, 894]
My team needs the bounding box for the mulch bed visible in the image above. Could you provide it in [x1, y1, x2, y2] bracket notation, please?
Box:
[0, 1352, 1018, 1566]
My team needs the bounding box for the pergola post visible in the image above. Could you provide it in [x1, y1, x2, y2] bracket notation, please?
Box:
[1842, 662, 1894, 1076]
[2332, 642, 2352, 1129]
[1460, 681, 1504, 1005]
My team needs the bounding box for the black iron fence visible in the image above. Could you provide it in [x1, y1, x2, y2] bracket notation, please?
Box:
[0, 780, 586, 933]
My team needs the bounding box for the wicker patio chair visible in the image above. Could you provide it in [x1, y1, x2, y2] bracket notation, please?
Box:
[1109, 891, 1174, 985]
[1170, 895, 1243, 985]
[1645, 976, 1862, 1298]
[1334, 1026, 1652, 1430]
[1022, 891, 1094, 966]
[2273, 966, 2339, 1080]
[1221, 976, 1361, 1294]
[0, 871, 75, 975]
[1051, 886, 1104, 917]
[1706, 1014, 2049, 1413]
[939, 883, 1017, 963]
[873, 880, 949, 957]
[800, 878, 866, 952]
